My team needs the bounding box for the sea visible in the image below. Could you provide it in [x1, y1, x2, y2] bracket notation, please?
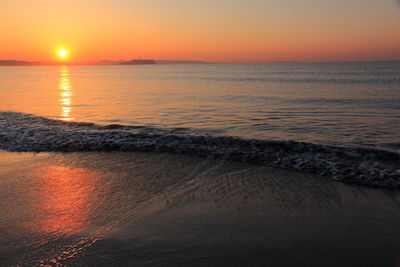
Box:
[0, 62, 399, 188]
[1, 62, 399, 151]
[1, 61, 400, 266]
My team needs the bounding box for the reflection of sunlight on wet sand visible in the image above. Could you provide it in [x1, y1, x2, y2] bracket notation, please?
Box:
[32, 166, 97, 237]
[59, 66, 74, 121]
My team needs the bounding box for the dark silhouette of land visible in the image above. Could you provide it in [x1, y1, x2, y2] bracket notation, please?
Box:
[156, 60, 206, 64]
[120, 59, 156, 65]
[0, 59, 207, 66]
[0, 60, 42, 66]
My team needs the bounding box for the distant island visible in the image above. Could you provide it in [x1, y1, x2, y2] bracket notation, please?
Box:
[120, 59, 156, 65]
[0, 60, 42, 66]
[156, 60, 206, 64]
[0, 59, 207, 66]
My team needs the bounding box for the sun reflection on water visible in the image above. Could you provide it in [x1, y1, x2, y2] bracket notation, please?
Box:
[59, 66, 74, 121]
[32, 166, 98, 236]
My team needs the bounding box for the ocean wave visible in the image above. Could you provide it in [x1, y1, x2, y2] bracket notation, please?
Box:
[0, 111, 399, 189]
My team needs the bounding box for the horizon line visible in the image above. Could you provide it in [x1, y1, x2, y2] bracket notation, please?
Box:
[0, 58, 399, 66]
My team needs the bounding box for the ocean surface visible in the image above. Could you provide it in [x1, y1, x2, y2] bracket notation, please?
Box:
[1, 62, 399, 152]
[0, 62, 399, 188]
[1, 62, 400, 266]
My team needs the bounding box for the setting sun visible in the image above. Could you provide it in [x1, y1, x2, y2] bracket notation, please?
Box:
[58, 49, 68, 59]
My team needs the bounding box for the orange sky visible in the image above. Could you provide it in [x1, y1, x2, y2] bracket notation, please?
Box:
[1, 0, 399, 62]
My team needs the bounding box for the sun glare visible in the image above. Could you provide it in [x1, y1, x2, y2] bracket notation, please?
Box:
[58, 49, 68, 59]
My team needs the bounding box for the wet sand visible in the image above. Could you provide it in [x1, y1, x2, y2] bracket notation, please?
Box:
[0, 150, 399, 266]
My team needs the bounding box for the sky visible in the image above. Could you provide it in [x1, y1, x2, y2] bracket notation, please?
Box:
[1, 0, 399, 63]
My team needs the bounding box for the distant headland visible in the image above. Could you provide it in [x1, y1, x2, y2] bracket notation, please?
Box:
[0, 59, 207, 66]
[120, 59, 156, 65]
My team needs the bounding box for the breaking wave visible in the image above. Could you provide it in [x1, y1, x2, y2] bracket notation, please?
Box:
[0, 111, 399, 189]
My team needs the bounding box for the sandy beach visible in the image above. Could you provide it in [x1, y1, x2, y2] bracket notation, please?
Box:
[1, 150, 399, 266]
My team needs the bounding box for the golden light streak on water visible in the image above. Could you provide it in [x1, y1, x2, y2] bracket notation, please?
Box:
[59, 66, 74, 121]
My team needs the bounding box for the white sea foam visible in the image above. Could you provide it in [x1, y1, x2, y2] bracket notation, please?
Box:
[0, 111, 399, 188]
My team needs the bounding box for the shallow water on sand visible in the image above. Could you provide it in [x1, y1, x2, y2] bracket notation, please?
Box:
[1, 62, 399, 152]
[1, 150, 400, 266]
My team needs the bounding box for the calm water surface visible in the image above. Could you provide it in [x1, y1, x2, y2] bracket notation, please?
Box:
[1, 62, 399, 151]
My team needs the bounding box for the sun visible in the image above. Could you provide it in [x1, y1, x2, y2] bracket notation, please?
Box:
[58, 49, 68, 59]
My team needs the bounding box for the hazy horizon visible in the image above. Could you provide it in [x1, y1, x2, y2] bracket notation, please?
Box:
[1, 58, 400, 66]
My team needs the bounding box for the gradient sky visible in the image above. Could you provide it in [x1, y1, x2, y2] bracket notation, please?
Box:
[1, 0, 399, 62]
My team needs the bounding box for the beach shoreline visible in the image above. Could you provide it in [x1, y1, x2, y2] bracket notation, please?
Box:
[1, 111, 399, 190]
[1, 150, 399, 266]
